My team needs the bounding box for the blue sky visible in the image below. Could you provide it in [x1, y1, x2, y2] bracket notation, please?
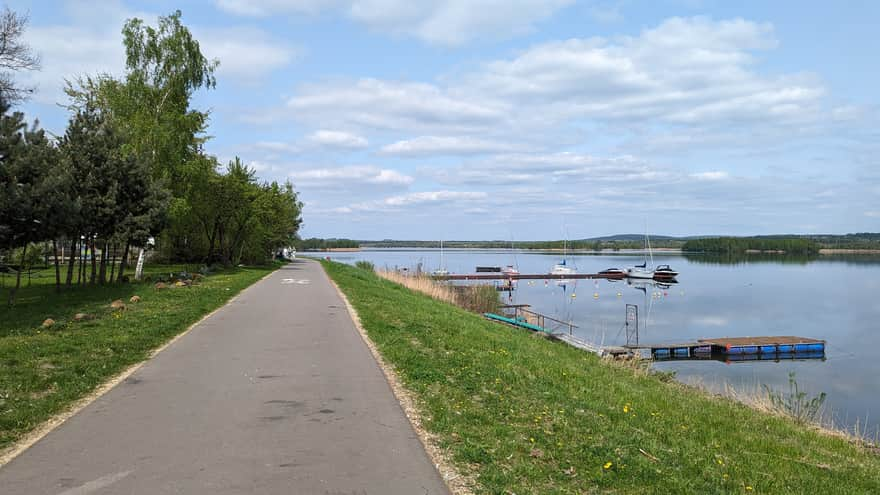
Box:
[10, 0, 880, 239]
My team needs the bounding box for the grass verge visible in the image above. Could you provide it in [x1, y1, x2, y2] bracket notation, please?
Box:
[0, 262, 279, 452]
[323, 260, 880, 494]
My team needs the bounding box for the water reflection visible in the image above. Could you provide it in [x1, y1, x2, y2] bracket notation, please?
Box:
[323, 249, 879, 436]
[685, 252, 880, 266]
[684, 253, 818, 265]
[653, 351, 826, 364]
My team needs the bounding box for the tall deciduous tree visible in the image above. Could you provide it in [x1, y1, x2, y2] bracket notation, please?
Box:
[0, 7, 40, 103]
[66, 10, 218, 196]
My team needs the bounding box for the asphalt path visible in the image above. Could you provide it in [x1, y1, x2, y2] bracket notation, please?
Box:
[0, 260, 449, 494]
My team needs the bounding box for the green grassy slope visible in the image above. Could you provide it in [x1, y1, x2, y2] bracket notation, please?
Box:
[324, 261, 880, 494]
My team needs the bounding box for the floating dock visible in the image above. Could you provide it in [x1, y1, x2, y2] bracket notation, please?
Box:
[438, 272, 628, 281]
[636, 336, 825, 359]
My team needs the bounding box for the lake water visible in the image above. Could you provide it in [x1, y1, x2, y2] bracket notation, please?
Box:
[320, 248, 880, 437]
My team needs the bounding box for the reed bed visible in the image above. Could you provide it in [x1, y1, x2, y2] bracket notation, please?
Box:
[376, 270, 500, 314]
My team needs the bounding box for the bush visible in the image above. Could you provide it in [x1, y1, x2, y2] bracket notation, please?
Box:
[355, 260, 375, 272]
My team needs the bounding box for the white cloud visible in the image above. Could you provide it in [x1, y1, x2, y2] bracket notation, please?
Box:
[468, 16, 823, 125]
[690, 171, 730, 181]
[21, 9, 294, 105]
[215, 0, 573, 45]
[426, 152, 673, 187]
[287, 78, 507, 132]
[345, 190, 488, 212]
[254, 141, 301, 153]
[589, 3, 624, 23]
[381, 136, 524, 156]
[291, 165, 413, 186]
[426, 167, 540, 186]
[384, 190, 486, 206]
[348, 0, 574, 46]
[306, 130, 369, 149]
[195, 27, 298, 82]
[215, 0, 340, 16]
[271, 16, 828, 154]
[22, 25, 124, 105]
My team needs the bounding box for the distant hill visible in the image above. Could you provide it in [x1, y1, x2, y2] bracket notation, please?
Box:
[354, 233, 880, 250]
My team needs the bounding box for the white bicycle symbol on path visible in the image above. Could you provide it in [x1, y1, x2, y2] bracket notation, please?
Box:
[281, 279, 311, 285]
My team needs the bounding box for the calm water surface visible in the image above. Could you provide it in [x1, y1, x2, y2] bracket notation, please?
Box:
[322, 248, 880, 436]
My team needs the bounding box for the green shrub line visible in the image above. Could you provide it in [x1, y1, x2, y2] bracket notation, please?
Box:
[0, 263, 279, 452]
[322, 260, 880, 494]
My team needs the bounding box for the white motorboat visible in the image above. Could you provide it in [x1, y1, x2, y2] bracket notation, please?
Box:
[501, 264, 520, 275]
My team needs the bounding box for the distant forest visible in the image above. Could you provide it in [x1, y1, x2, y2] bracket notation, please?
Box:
[359, 238, 685, 250]
[298, 233, 880, 252]
[681, 237, 819, 254]
[294, 238, 360, 250]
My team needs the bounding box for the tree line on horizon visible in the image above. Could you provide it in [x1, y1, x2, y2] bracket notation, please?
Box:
[318, 234, 880, 252]
[0, 10, 303, 304]
[681, 237, 820, 254]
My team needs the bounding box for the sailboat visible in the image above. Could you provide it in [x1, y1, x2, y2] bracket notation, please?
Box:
[432, 240, 449, 276]
[551, 237, 577, 275]
[502, 237, 520, 275]
[626, 228, 678, 280]
[626, 226, 656, 279]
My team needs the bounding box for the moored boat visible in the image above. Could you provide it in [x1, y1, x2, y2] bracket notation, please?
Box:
[653, 264, 678, 278]
[551, 259, 577, 275]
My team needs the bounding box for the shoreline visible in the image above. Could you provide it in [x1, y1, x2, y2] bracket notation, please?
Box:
[357, 246, 880, 255]
[322, 260, 880, 494]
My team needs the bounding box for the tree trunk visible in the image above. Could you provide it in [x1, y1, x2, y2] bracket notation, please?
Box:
[78, 239, 86, 285]
[98, 241, 108, 285]
[109, 243, 117, 283]
[53, 239, 61, 292]
[8, 243, 26, 305]
[117, 240, 131, 283]
[90, 239, 97, 284]
[65, 238, 76, 287]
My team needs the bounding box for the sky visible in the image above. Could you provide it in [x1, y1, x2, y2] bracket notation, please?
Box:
[8, 0, 880, 240]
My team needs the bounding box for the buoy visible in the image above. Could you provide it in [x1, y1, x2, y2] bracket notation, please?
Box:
[593, 292, 599, 299]
[617, 292, 622, 297]
[571, 293, 577, 298]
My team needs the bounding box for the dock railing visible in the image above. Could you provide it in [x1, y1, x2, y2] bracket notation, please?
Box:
[502, 305, 578, 335]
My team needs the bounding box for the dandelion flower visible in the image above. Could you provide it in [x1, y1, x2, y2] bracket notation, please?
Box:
[603, 461, 613, 470]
